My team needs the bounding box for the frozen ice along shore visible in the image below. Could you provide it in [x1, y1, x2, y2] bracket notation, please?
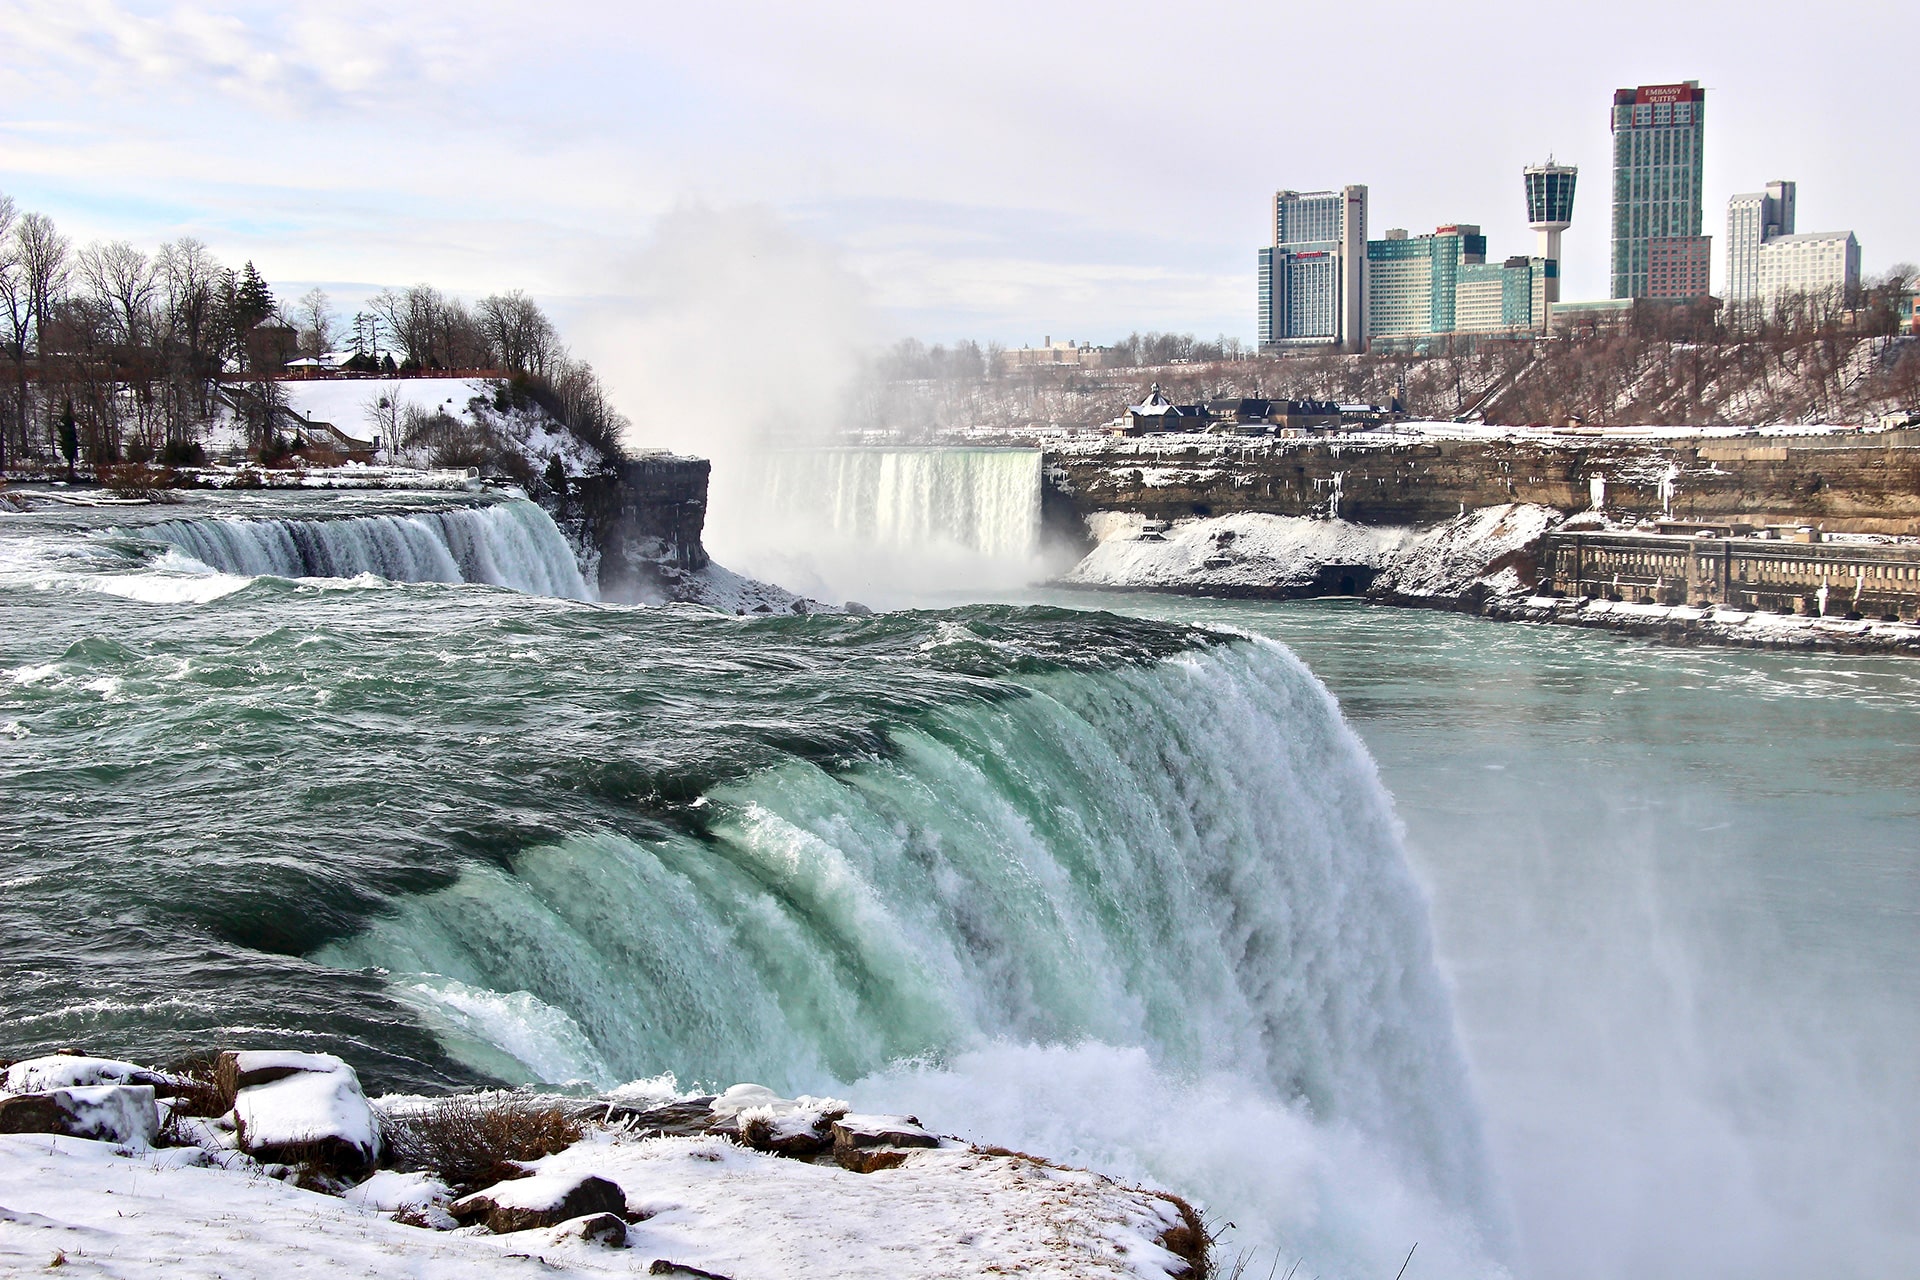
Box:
[1064, 502, 1553, 605]
[0, 1051, 1207, 1279]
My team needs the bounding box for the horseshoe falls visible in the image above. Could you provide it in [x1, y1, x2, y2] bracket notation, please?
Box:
[712, 448, 1049, 603]
[1, 490, 1505, 1276]
[318, 640, 1505, 1270]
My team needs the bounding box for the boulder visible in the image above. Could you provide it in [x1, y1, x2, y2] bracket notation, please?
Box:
[0, 1085, 159, 1147]
[830, 1114, 938, 1174]
[834, 1144, 917, 1174]
[3, 1055, 180, 1095]
[220, 1050, 379, 1176]
[553, 1211, 627, 1247]
[706, 1086, 849, 1158]
[706, 1083, 783, 1119]
[739, 1109, 836, 1158]
[592, 1097, 718, 1138]
[450, 1170, 628, 1233]
[343, 1169, 451, 1213]
[648, 1263, 733, 1279]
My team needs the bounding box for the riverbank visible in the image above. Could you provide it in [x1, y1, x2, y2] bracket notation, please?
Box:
[0, 1051, 1207, 1279]
[1054, 502, 1920, 655]
[1486, 593, 1920, 654]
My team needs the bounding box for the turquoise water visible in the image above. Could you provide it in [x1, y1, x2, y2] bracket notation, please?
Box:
[1056, 593, 1920, 1279]
[3, 492, 1913, 1277]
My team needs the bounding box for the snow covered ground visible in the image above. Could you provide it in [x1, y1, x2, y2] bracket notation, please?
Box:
[279, 378, 491, 442]
[1497, 595, 1920, 651]
[0, 1125, 1197, 1278]
[0, 1052, 1200, 1278]
[1066, 510, 1411, 593]
[198, 378, 606, 484]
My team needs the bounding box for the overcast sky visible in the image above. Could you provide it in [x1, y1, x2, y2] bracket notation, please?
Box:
[2, 0, 1913, 361]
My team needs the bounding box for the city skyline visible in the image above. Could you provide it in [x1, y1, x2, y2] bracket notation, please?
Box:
[0, 0, 1911, 383]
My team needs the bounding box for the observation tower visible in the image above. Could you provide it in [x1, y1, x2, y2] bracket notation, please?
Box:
[1524, 160, 1577, 302]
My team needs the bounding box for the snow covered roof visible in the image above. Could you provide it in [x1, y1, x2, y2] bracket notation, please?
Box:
[1130, 384, 1178, 414]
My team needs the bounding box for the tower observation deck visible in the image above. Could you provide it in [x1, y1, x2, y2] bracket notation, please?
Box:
[1524, 160, 1577, 303]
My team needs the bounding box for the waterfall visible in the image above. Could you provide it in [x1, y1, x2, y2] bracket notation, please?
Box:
[319, 636, 1505, 1273]
[135, 499, 593, 600]
[752, 448, 1043, 560]
[714, 447, 1047, 603]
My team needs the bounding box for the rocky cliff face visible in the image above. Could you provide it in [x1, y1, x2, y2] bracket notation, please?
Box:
[562, 455, 712, 603]
[1047, 431, 1920, 535]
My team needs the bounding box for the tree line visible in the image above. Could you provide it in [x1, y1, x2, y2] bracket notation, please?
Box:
[871, 331, 1254, 384]
[0, 191, 628, 472]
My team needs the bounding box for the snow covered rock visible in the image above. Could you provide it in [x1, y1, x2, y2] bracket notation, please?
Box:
[552, 1210, 628, 1247]
[221, 1050, 379, 1175]
[450, 1169, 630, 1233]
[1065, 510, 1412, 595]
[342, 1169, 452, 1216]
[3, 1054, 178, 1094]
[706, 1086, 851, 1158]
[830, 1114, 939, 1173]
[1369, 502, 1558, 601]
[706, 1084, 783, 1118]
[0, 1084, 159, 1147]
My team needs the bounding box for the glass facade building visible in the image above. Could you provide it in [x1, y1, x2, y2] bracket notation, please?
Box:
[1610, 81, 1708, 299]
[1525, 164, 1578, 228]
[1366, 227, 1549, 349]
[1258, 186, 1367, 353]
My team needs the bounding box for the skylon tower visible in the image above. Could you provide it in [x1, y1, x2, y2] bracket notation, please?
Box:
[1524, 160, 1577, 304]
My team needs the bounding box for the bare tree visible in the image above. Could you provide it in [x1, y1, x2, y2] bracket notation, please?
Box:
[363, 388, 403, 455]
[293, 287, 336, 356]
[158, 238, 223, 435]
[477, 290, 555, 375]
[0, 193, 20, 468]
[13, 212, 69, 452]
[76, 240, 158, 348]
[368, 283, 448, 368]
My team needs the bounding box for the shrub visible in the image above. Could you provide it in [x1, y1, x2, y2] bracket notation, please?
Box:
[160, 440, 207, 467]
[99, 463, 179, 499]
[382, 1095, 585, 1194]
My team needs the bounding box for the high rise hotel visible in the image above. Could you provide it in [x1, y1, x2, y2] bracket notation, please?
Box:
[1610, 81, 1710, 300]
[1257, 186, 1368, 353]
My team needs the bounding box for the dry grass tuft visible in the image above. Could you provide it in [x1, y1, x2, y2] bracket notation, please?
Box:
[162, 1054, 235, 1119]
[382, 1095, 585, 1194]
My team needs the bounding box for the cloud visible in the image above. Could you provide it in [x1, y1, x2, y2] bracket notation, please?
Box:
[0, 0, 1911, 342]
[0, 0, 498, 115]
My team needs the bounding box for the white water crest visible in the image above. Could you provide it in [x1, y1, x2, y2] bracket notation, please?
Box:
[135, 499, 593, 600]
[319, 637, 1509, 1276]
[716, 448, 1048, 603]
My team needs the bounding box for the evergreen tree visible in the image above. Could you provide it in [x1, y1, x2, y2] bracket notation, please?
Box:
[58, 400, 77, 479]
[234, 261, 276, 330]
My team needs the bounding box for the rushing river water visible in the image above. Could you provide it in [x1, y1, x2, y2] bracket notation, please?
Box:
[2, 490, 1913, 1278]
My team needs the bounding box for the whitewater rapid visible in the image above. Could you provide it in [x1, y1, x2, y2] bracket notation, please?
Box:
[1, 490, 1509, 1277]
[319, 635, 1508, 1273]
